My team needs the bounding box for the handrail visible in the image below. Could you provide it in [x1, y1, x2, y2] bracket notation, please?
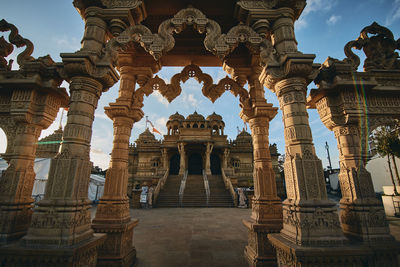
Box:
[153, 168, 169, 205]
[222, 168, 237, 206]
[178, 170, 188, 207]
[203, 170, 210, 206]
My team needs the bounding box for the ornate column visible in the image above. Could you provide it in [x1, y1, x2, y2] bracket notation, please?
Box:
[92, 61, 144, 266]
[309, 58, 397, 244]
[12, 6, 119, 265]
[222, 148, 230, 169]
[22, 75, 106, 246]
[92, 107, 143, 266]
[273, 77, 346, 244]
[0, 121, 41, 243]
[178, 142, 186, 175]
[333, 123, 392, 241]
[240, 76, 283, 267]
[0, 20, 69, 244]
[161, 147, 168, 169]
[204, 142, 213, 175]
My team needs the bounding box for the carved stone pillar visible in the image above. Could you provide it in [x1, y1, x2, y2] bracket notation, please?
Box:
[273, 77, 347, 246]
[0, 122, 42, 243]
[333, 124, 392, 242]
[91, 62, 144, 265]
[178, 142, 186, 175]
[205, 142, 213, 175]
[0, 80, 68, 245]
[22, 76, 103, 248]
[240, 96, 283, 265]
[92, 104, 143, 266]
[222, 148, 230, 169]
[162, 147, 168, 169]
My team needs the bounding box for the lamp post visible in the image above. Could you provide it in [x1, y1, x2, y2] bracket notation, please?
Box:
[325, 141, 332, 172]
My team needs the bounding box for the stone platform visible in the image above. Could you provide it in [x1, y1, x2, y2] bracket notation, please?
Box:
[129, 208, 250, 267]
[90, 207, 400, 267]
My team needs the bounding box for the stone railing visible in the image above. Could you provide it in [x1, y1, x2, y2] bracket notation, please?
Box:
[153, 168, 169, 205]
[178, 170, 188, 206]
[222, 168, 237, 206]
[203, 170, 210, 206]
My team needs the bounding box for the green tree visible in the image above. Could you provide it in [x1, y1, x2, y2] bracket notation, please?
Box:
[371, 121, 400, 195]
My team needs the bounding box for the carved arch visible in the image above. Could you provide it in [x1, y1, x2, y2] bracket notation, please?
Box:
[131, 64, 250, 108]
[105, 8, 273, 65]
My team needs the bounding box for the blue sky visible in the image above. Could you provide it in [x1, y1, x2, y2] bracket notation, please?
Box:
[1, 0, 400, 169]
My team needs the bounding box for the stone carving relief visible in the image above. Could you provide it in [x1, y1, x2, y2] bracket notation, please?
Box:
[100, 0, 141, 8]
[0, 19, 34, 70]
[339, 22, 399, 71]
[105, 7, 273, 65]
[132, 64, 250, 108]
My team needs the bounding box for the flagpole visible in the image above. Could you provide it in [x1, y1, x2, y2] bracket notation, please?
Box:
[145, 115, 148, 129]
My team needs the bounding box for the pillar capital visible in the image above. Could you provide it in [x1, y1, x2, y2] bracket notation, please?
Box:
[240, 101, 278, 123]
[260, 53, 320, 91]
[235, 1, 304, 27]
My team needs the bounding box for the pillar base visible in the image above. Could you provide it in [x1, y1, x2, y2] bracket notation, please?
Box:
[268, 233, 400, 266]
[92, 218, 138, 267]
[243, 219, 281, 267]
[0, 233, 106, 267]
[0, 203, 32, 244]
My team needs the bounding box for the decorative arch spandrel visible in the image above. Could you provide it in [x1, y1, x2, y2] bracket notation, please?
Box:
[131, 64, 251, 108]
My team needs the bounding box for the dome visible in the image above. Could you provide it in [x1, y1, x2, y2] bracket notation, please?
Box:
[206, 112, 222, 121]
[236, 129, 251, 139]
[168, 112, 185, 121]
[138, 128, 156, 141]
[186, 111, 205, 121]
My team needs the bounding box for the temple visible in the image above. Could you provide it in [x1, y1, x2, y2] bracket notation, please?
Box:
[1, 1, 400, 266]
[127, 111, 285, 207]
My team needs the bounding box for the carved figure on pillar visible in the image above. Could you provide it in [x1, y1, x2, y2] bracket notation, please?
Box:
[205, 142, 214, 175]
[178, 142, 186, 175]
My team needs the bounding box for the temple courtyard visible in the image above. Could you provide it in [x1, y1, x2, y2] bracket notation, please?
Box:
[89, 207, 400, 267]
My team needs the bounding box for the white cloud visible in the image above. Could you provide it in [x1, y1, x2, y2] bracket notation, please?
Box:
[151, 90, 169, 107]
[52, 36, 81, 52]
[90, 148, 110, 170]
[295, 0, 337, 30]
[185, 93, 198, 108]
[386, 0, 400, 25]
[326, 15, 341, 25]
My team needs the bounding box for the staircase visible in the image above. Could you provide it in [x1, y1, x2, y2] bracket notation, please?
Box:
[181, 175, 207, 207]
[156, 174, 234, 208]
[156, 175, 181, 207]
[208, 175, 234, 207]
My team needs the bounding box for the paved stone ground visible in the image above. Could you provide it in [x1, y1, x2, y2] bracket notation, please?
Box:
[130, 208, 250, 267]
[90, 206, 400, 267]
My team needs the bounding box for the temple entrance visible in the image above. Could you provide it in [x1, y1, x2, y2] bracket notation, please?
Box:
[188, 153, 202, 175]
[210, 153, 221, 175]
[169, 153, 180, 175]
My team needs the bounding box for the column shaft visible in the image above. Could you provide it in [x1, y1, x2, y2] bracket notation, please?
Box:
[23, 76, 102, 246]
[205, 143, 213, 175]
[334, 124, 392, 242]
[178, 143, 186, 175]
[275, 77, 345, 246]
[0, 122, 42, 243]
